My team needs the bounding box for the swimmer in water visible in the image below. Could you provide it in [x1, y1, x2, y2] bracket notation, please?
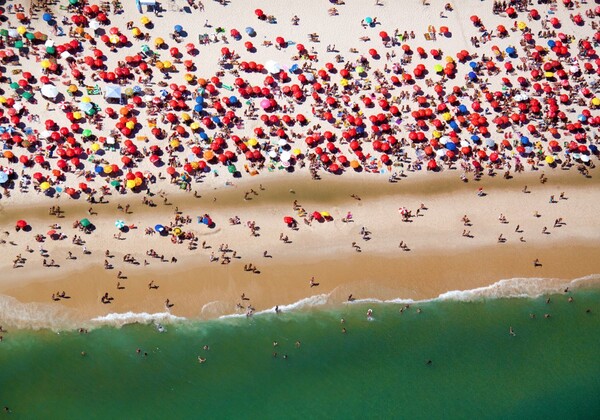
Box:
[509, 326, 516, 336]
[367, 309, 373, 318]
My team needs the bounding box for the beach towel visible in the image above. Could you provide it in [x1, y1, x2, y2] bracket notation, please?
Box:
[86, 85, 101, 95]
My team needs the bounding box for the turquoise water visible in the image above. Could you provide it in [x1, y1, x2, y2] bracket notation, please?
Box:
[1, 290, 599, 419]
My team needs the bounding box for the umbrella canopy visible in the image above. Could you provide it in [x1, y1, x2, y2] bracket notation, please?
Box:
[41, 84, 59, 98]
[80, 218, 91, 227]
[115, 220, 126, 229]
[16, 219, 28, 228]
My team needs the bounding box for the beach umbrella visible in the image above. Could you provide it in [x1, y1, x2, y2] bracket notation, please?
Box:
[41, 84, 59, 99]
[154, 224, 165, 233]
[80, 218, 91, 228]
[115, 220, 126, 229]
[42, 13, 53, 22]
[16, 219, 28, 229]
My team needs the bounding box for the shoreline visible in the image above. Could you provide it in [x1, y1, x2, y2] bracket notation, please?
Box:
[2, 169, 600, 330]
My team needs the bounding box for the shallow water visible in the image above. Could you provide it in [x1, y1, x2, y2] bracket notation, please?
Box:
[1, 288, 599, 419]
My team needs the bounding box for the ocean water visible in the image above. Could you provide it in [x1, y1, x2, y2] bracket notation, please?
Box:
[1, 288, 599, 419]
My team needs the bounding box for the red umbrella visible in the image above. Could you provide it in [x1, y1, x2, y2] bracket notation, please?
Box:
[283, 216, 295, 225]
[16, 219, 27, 228]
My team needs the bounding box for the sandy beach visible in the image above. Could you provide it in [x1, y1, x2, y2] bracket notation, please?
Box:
[0, 0, 599, 328]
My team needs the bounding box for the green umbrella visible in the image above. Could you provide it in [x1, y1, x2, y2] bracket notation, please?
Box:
[110, 180, 120, 187]
[69, 0, 79, 4]
[80, 218, 91, 227]
[21, 92, 33, 100]
[46, 46, 55, 54]
[82, 129, 92, 137]
[25, 32, 35, 40]
[85, 108, 96, 116]
[0, 29, 8, 37]
[9, 82, 19, 89]
[14, 40, 24, 49]
[228, 164, 236, 174]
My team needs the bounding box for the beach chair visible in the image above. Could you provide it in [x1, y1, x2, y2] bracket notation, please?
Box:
[424, 33, 432, 41]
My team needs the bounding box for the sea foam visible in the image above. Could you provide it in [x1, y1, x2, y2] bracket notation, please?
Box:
[90, 311, 186, 327]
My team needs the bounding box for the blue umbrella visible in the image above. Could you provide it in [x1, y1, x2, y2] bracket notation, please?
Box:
[547, 40, 556, 48]
[469, 61, 478, 69]
[43, 13, 53, 22]
[458, 104, 468, 114]
[446, 142, 457, 151]
[154, 224, 164, 232]
[0, 172, 8, 184]
[211, 116, 221, 124]
[506, 47, 516, 55]
[589, 144, 598, 154]
[194, 104, 203, 112]
[449, 121, 459, 131]
[174, 25, 183, 33]
[468, 71, 477, 80]
[94, 165, 104, 174]
[229, 96, 238, 104]
[365, 17, 373, 25]
[245, 27, 255, 35]
[199, 132, 208, 140]
[195, 96, 203, 104]
[520, 136, 530, 145]
[133, 86, 142, 94]
[471, 135, 480, 142]
[485, 138, 496, 148]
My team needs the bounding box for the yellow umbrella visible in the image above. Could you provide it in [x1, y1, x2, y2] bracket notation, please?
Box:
[155, 61, 164, 70]
[340, 79, 348, 87]
[154, 37, 164, 47]
[41, 59, 51, 69]
[248, 138, 258, 147]
[72, 111, 82, 120]
[591, 97, 600, 107]
[126, 179, 136, 189]
[68, 84, 78, 93]
[81, 96, 91, 103]
[17, 26, 27, 35]
[40, 181, 51, 191]
[445, 56, 454, 63]
[432, 130, 441, 139]
[134, 177, 143, 187]
[125, 121, 135, 130]
[517, 21, 527, 30]
[103, 165, 113, 174]
[190, 161, 199, 170]
[131, 27, 141, 37]
[544, 71, 554, 78]
[189, 122, 200, 130]
[442, 112, 452, 121]
[184, 73, 194, 82]
[0, 96, 5, 104]
[163, 61, 172, 69]
[170, 139, 180, 148]
[109, 34, 119, 44]
[292, 148, 302, 156]
[91, 142, 101, 152]
[545, 155, 555, 164]
[140, 16, 151, 25]
[181, 113, 191, 121]
[320, 211, 330, 218]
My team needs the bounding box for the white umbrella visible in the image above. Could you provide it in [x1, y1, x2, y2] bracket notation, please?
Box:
[80, 102, 93, 112]
[268, 150, 278, 159]
[278, 138, 288, 147]
[280, 151, 292, 161]
[40, 130, 52, 138]
[41, 84, 59, 98]
[88, 19, 100, 30]
[264, 60, 282, 74]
